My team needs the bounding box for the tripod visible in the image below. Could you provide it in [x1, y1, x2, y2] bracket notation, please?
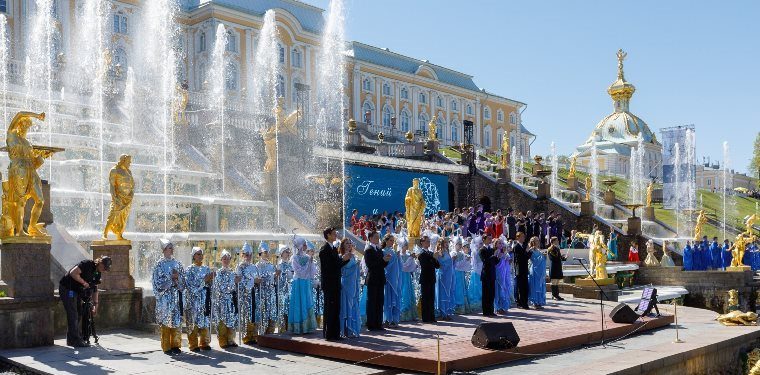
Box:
[80, 289, 98, 345]
[575, 259, 612, 347]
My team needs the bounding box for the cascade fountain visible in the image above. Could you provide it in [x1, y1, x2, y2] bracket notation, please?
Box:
[722, 141, 735, 239]
[550, 142, 558, 198]
[0, 14, 8, 124]
[208, 23, 228, 194]
[510, 147, 518, 182]
[674, 142, 682, 237]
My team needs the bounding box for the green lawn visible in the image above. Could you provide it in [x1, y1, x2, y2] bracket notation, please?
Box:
[440, 147, 462, 161]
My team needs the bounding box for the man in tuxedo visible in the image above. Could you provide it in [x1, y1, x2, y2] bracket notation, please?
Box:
[364, 230, 391, 331]
[479, 234, 500, 316]
[417, 235, 440, 322]
[513, 232, 530, 309]
[319, 227, 350, 340]
[506, 209, 517, 240]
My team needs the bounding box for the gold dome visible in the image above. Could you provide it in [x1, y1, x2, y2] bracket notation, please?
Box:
[607, 49, 636, 103]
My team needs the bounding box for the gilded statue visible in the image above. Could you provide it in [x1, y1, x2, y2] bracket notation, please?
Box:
[427, 115, 438, 141]
[643, 239, 660, 266]
[616, 49, 627, 79]
[693, 210, 707, 242]
[730, 233, 754, 268]
[589, 230, 609, 279]
[584, 175, 592, 201]
[568, 156, 577, 178]
[499, 136, 509, 170]
[404, 178, 426, 239]
[746, 213, 758, 235]
[646, 181, 654, 207]
[727, 289, 739, 309]
[715, 310, 758, 326]
[103, 154, 135, 241]
[173, 82, 189, 125]
[2, 111, 48, 238]
[262, 97, 300, 173]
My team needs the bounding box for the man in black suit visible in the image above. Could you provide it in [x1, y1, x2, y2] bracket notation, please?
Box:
[513, 232, 530, 309]
[417, 235, 440, 322]
[364, 231, 390, 331]
[506, 209, 517, 240]
[319, 227, 350, 340]
[479, 234, 500, 316]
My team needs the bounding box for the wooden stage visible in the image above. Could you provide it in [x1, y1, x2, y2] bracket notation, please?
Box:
[257, 299, 673, 374]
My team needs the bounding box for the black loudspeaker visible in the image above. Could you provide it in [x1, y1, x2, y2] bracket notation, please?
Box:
[609, 303, 640, 324]
[471, 322, 520, 350]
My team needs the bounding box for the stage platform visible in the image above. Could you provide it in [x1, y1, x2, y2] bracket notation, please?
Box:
[257, 298, 674, 374]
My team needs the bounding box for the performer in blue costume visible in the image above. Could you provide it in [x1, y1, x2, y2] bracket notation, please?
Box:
[152, 239, 185, 354]
[709, 237, 722, 270]
[528, 237, 547, 309]
[383, 234, 402, 326]
[435, 234, 455, 320]
[698, 236, 710, 270]
[339, 238, 361, 337]
[397, 234, 418, 321]
[607, 231, 618, 261]
[288, 236, 317, 334]
[721, 239, 733, 269]
[451, 236, 471, 314]
[682, 241, 693, 271]
[494, 236, 511, 314]
[212, 250, 238, 348]
[467, 235, 483, 313]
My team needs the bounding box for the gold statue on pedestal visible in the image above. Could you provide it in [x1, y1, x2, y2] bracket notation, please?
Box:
[693, 210, 706, 242]
[584, 175, 592, 201]
[499, 136, 509, 170]
[746, 213, 758, 235]
[427, 116, 438, 141]
[646, 181, 654, 207]
[404, 178, 426, 246]
[730, 233, 754, 268]
[262, 97, 300, 173]
[173, 82, 189, 125]
[590, 231, 610, 279]
[2, 111, 50, 239]
[568, 156, 577, 178]
[102, 154, 135, 241]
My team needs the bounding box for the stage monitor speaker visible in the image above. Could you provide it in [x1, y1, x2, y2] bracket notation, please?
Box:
[635, 287, 659, 316]
[609, 303, 640, 324]
[471, 322, 520, 350]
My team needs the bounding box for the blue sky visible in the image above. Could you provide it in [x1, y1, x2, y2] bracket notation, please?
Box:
[310, 0, 760, 175]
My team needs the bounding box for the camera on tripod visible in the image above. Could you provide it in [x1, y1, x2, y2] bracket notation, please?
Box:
[80, 286, 98, 345]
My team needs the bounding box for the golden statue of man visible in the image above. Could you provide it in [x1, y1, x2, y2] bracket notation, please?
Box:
[693, 210, 707, 242]
[3, 111, 47, 237]
[746, 213, 758, 235]
[568, 156, 577, 178]
[262, 97, 300, 173]
[589, 231, 609, 279]
[404, 178, 426, 239]
[428, 116, 438, 141]
[646, 181, 654, 207]
[584, 175, 592, 201]
[730, 233, 753, 268]
[499, 136, 510, 170]
[103, 154, 135, 241]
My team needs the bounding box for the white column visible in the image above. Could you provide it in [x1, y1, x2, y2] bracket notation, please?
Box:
[353, 67, 361, 120]
[475, 100, 481, 146]
[394, 81, 400, 131]
[412, 86, 418, 133]
[375, 77, 381, 126]
[445, 95, 451, 145]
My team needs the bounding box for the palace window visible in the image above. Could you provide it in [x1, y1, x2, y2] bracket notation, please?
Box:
[382, 105, 394, 127]
[436, 115, 445, 139]
[451, 120, 459, 143]
[484, 107, 491, 120]
[466, 104, 473, 115]
[199, 32, 207, 52]
[419, 92, 427, 104]
[291, 48, 302, 68]
[451, 100, 458, 111]
[226, 30, 238, 53]
[400, 87, 408, 100]
[510, 112, 516, 124]
[362, 78, 372, 92]
[382, 82, 391, 96]
[276, 74, 285, 98]
[436, 96, 443, 107]
[497, 110, 504, 123]
[226, 64, 238, 90]
[113, 12, 128, 34]
[278, 43, 285, 64]
[400, 110, 410, 132]
[0, 1, 6, 13]
[418, 113, 428, 133]
[362, 101, 374, 125]
[484, 126, 492, 148]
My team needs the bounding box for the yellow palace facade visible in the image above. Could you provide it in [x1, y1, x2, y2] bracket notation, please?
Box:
[0, 0, 532, 155]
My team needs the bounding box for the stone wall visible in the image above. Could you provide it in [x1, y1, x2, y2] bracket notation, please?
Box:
[637, 267, 759, 313]
[52, 289, 144, 336]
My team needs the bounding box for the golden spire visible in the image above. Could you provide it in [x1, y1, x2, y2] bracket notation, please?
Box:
[616, 49, 627, 80]
[607, 49, 635, 109]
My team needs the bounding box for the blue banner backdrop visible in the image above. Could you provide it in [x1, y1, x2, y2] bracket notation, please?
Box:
[344, 164, 449, 224]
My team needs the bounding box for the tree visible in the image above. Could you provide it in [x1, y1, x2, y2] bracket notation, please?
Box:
[752, 132, 760, 180]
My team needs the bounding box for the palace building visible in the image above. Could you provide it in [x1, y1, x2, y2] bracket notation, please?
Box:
[0, 0, 531, 156]
[573, 50, 662, 179]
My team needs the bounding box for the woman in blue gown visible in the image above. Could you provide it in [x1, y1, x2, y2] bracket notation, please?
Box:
[528, 237, 547, 309]
[722, 239, 733, 269]
[467, 235, 483, 313]
[397, 235, 418, 321]
[339, 239, 361, 338]
[288, 236, 317, 334]
[451, 236, 471, 314]
[607, 231, 618, 261]
[494, 236, 511, 314]
[359, 256, 368, 326]
[383, 235, 402, 326]
[435, 236, 455, 320]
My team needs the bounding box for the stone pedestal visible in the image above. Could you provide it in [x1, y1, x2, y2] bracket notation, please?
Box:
[0, 241, 53, 298]
[580, 201, 594, 216]
[726, 265, 752, 272]
[90, 241, 134, 291]
[575, 277, 616, 287]
[316, 201, 342, 232]
[572, 280, 619, 302]
[604, 190, 615, 205]
[498, 168, 511, 183]
[642, 206, 655, 221]
[536, 181, 550, 199]
[627, 216, 642, 236]
[0, 298, 56, 348]
[262, 171, 277, 200]
[426, 139, 439, 153]
[567, 176, 578, 191]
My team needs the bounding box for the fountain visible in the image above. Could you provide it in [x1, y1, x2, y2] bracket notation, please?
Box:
[0, 14, 8, 124]
[550, 142, 558, 198]
[722, 141, 736, 239]
[208, 23, 228, 194]
[589, 138, 599, 212]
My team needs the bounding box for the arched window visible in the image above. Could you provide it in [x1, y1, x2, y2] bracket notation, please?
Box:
[277, 43, 285, 64]
[226, 30, 238, 53]
[497, 110, 504, 122]
[419, 92, 427, 104]
[382, 105, 394, 127]
[451, 120, 460, 143]
[362, 101, 374, 125]
[400, 110, 411, 132]
[226, 64, 238, 91]
[484, 107, 491, 120]
[466, 104, 473, 115]
[113, 11, 128, 34]
[436, 96, 443, 107]
[291, 48, 302, 68]
[199, 32, 206, 52]
[292, 78, 301, 103]
[362, 78, 372, 92]
[400, 87, 408, 100]
[436, 115, 445, 140]
[0, 1, 6, 13]
[276, 74, 285, 98]
[484, 125, 492, 148]
[510, 112, 516, 124]
[382, 82, 391, 96]
[418, 113, 429, 133]
[451, 100, 458, 111]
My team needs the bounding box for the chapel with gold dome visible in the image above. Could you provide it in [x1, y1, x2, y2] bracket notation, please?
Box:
[573, 49, 662, 179]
